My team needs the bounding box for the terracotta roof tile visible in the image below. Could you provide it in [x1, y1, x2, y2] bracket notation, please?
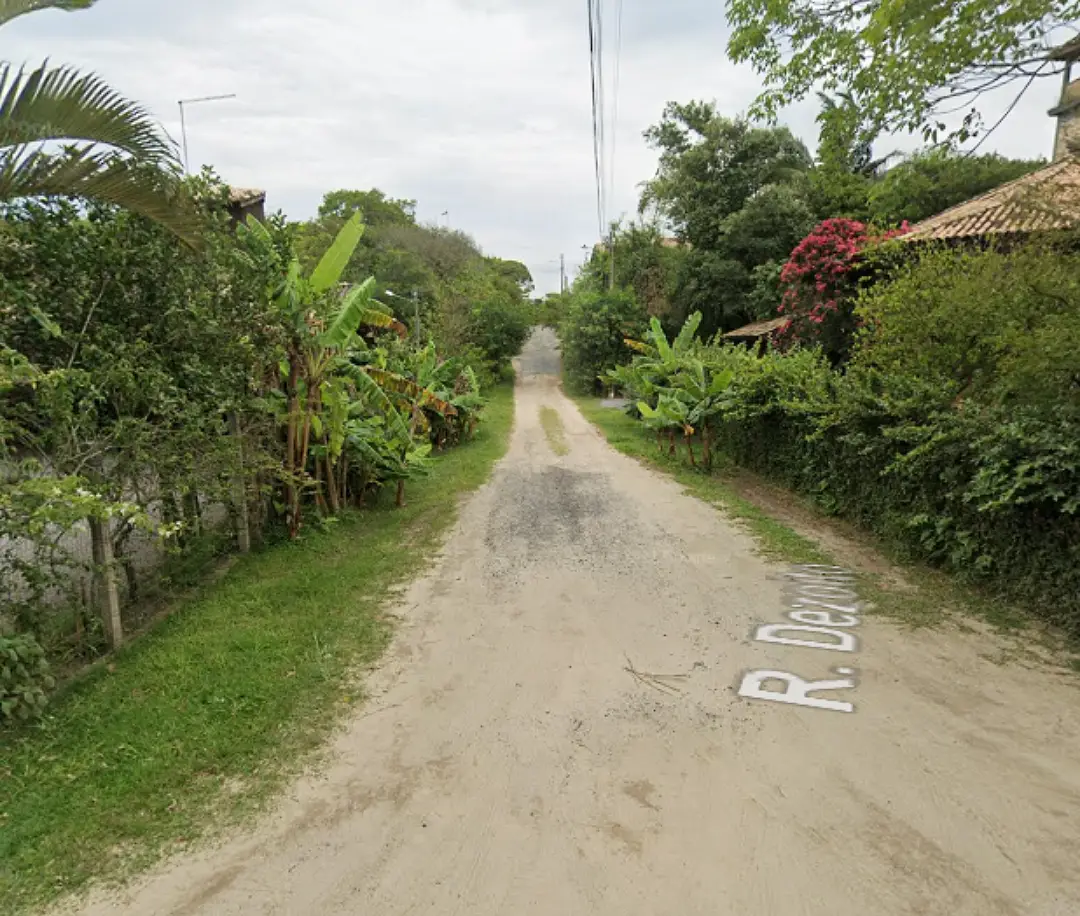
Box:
[899, 157, 1080, 241]
[722, 317, 787, 338]
[228, 187, 266, 207]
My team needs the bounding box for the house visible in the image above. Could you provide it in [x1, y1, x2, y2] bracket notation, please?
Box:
[227, 187, 266, 226]
[721, 316, 787, 351]
[900, 40, 1080, 243]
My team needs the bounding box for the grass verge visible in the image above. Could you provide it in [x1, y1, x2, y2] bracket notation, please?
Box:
[0, 383, 515, 916]
[539, 406, 569, 456]
[574, 396, 1078, 661]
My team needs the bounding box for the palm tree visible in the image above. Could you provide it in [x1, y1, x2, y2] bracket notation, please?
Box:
[0, 0, 199, 242]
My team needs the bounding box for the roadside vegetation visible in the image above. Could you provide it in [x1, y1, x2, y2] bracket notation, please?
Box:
[1, 6, 530, 736]
[556, 65, 1079, 643]
[0, 383, 514, 913]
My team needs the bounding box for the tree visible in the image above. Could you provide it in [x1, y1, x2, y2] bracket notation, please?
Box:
[560, 290, 648, 393]
[0, 0, 197, 241]
[577, 220, 686, 320]
[806, 92, 894, 221]
[637, 102, 816, 334]
[487, 257, 534, 296]
[641, 102, 812, 250]
[721, 184, 816, 268]
[726, 0, 1075, 144]
[317, 188, 416, 228]
[868, 149, 1045, 226]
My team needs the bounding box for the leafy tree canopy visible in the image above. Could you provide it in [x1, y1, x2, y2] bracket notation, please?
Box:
[316, 188, 416, 228]
[640, 101, 812, 250]
[867, 148, 1046, 226]
[726, 0, 1076, 143]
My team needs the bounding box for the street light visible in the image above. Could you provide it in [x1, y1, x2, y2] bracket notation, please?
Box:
[177, 93, 236, 174]
[384, 288, 421, 347]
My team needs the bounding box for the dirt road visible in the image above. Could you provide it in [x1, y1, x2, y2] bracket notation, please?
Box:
[75, 328, 1080, 915]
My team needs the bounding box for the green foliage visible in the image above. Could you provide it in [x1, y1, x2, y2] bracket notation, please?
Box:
[867, 149, 1046, 226]
[641, 102, 812, 251]
[0, 171, 276, 642]
[726, 0, 1073, 143]
[0, 382, 515, 913]
[0, 632, 54, 725]
[854, 242, 1080, 409]
[610, 244, 1080, 633]
[0, 172, 510, 716]
[627, 101, 816, 334]
[721, 184, 816, 269]
[0, 3, 198, 242]
[559, 289, 648, 394]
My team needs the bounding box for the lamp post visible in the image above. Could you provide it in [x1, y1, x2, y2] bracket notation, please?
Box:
[177, 93, 236, 174]
[384, 289, 421, 347]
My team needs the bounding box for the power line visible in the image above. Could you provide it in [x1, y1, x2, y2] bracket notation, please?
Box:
[586, 0, 604, 239]
[608, 0, 623, 290]
[609, 0, 623, 223]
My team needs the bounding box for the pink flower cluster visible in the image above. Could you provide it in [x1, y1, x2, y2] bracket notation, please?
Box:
[776, 218, 908, 347]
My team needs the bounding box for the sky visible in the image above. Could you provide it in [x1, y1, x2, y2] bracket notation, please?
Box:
[2, 0, 1066, 294]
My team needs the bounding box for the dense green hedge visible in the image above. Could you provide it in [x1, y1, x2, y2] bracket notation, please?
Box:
[611, 242, 1080, 634]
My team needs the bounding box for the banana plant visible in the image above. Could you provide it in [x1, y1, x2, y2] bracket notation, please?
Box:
[668, 359, 735, 468]
[613, 312, 703, 407]
[243, 212, 406, 536]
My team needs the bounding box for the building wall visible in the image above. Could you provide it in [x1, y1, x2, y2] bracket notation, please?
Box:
[1053, 79, 1080, 160]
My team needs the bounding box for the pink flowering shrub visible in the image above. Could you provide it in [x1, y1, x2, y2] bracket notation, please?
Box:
[777, 218, 908, 359]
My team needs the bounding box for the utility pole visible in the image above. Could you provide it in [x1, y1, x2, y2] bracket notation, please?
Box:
[609, 227, 616, 291]
[559, 254, 566, 293]
[412, 290, 420, 347]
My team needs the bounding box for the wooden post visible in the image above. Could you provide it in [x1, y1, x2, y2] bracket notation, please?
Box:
[88, 516, 123, 650]
[229, 412, 251, 553]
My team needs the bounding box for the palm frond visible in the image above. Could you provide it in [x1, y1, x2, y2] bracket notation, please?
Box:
[0, 61, 176, 164]
[0, 148, 202, 244]
[0, 0, 93, 28]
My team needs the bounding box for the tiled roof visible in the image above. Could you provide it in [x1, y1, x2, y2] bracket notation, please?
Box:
[228, 187, 266, 207]
[899, 157, 1080, 241]
[722, 317, 787, 339]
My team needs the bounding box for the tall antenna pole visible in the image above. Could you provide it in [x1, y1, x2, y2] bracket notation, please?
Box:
[178, 101, 189, 175]
[176, 93, 237, 175]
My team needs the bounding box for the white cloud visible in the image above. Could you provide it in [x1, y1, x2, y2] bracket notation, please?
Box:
[0, 0, 1064, 293]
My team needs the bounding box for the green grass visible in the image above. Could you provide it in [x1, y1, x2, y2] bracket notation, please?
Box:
[575, 396, 1080, 658]
[0, 384, 515, 916]
[538, 406, 569, 456]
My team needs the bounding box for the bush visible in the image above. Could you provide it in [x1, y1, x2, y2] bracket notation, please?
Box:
[854, 242, 1080, 409]
[1, 632, 54, 726]
[778, 218, 908, 361]
[560, 290, 648, 393]
[611, 242, 1080, 634]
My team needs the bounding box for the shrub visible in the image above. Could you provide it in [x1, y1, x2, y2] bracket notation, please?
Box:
[853, 242, 1080, 410]
[1, 632, 54, 726]
[778, 218, 907, 360]
[611, 242, 1080, 634]
[560, 290, 648, 393]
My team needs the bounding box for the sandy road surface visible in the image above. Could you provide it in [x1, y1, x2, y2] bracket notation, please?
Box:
[73, 328, 1080, 915]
